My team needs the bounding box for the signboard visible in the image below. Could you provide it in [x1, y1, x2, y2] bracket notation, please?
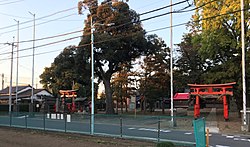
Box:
[129, 103, 135, 109]
[131, 96, 136, 103]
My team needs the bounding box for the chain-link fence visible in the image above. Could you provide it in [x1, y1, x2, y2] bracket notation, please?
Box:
[0, 112, 196, 146]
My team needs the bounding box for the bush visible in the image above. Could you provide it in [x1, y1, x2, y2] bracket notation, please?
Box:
[157, 142, 175, 147]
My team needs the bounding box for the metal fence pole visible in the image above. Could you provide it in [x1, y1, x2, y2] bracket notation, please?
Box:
[9, 111, 12, 127]
[89, 114, 92, 134]
[158, 117, 160, 142]
[43, 111, 45, 131]
[25, 114, 27, 128]
[120, 115, 123, 138]
[64, 113, 67, 133]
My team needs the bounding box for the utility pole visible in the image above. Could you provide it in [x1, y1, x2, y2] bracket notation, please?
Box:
[5, 37, 16, 114]
[90, 15, 114, 135]
[90, 15, 94, 135]
[241, 0, 247, 130]
[14, 19, 19, 105]
[28, 11, 35, 112]
[170, 0, 174, 124]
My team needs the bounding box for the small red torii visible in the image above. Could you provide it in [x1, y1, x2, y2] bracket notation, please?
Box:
[188, 82, 236, 120]
[59, 90, 77, 113]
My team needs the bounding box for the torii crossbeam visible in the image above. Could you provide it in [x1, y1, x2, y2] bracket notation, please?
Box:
[59, 90, 77, 113]
[188, 82, 236, 120]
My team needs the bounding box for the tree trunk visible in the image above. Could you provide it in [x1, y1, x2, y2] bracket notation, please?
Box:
[103, 78, 115, 114]
[125, 97, 128, 112]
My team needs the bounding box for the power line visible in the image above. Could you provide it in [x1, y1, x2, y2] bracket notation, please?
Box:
[0, 0, 189, 44]
[0, 0, 189, 43]
[0, 13, 78, 35]
[0, 0, 240, 59]
[0, 0, 24, 6]
[139, 0, 187, 16]
[0, 44, 8, 50]
[134, 0, 163, 11]
[0, 0, 18, 2]
[0, 28, 83, 45]
[0, 4, 190, 53]
[1, 6, 246, 62]
[0, 35, 81, 56]
[0, 1, 189, 44]
[0, 12, 31, 19]
[0, 6, 77, 31]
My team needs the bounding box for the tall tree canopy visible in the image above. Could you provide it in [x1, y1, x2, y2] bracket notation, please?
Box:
[78, 1, 157, 114]
[139, 35, 170, 112]
[40, 45, 90, 97]
[175, 33, 206, 92]
[189, 0, 250, 108]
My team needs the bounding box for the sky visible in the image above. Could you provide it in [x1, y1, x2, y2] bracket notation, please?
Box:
[0, 0, 194, 89]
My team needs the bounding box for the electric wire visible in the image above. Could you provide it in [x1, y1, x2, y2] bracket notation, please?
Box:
[0, 0, 186, 32]
[0, 35, 81, 56]
[139, 0, 187, 16]
[0, 0, 243, 60]
[0, 3, 191, 52]
[0, 6, 77, 30]
[0, 13, 78, 35]
[0, 12, 31, 19]
[0, 0, 189, 44]
[0, 0, 24, 6]
[0, 6, 248, 61]
[0, 1, 240, 57]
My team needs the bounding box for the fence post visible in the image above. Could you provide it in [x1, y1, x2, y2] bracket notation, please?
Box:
[120, 115, 123, 138]
[89, 114, 91, 134]
[43, 111, 46, 131]
[25, 114, 27, 128]
[206, 128, 209, 147]
[9, 112, 12, 127]
[64, 113, 67, 133]
[158, 117, 160, 142]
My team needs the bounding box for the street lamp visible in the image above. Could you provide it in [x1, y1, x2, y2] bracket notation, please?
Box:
[28, 11, 35, 112]
[5, 37, 16, 115]
[14, 19, 19, 108]
[90, 16, 114, 135]
[170, 0, 174, 124]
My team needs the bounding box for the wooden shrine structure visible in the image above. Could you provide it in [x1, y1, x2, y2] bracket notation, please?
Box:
[188, 82, 236, 120]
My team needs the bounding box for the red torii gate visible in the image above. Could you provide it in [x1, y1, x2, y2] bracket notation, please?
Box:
[59, 90, 77, 113]
[188, 82, 236, 120]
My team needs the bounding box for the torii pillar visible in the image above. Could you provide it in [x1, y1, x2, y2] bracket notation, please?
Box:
[188, 82, 236, 120]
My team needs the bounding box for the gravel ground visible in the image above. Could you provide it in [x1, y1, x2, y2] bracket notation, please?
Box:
[0, 127, 156, 147]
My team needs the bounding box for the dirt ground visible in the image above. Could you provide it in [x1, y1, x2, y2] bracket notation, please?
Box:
[0, 127, 156, 147]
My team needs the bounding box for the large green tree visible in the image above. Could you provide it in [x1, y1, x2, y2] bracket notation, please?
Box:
[175, 33, 207, 92]
[40, 45, 90, 97]
[139, 36, 170, 113]
[189, 0, 250, 108]
[78, 1, 151, 114]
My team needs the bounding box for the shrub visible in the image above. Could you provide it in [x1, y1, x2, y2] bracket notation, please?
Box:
[157, 142, 175, 147]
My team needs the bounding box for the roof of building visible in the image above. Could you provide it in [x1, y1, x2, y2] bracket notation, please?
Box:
[173, 93, 189, 100]
[0, 85, 53, 100]
[0, 85, 32, 94]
